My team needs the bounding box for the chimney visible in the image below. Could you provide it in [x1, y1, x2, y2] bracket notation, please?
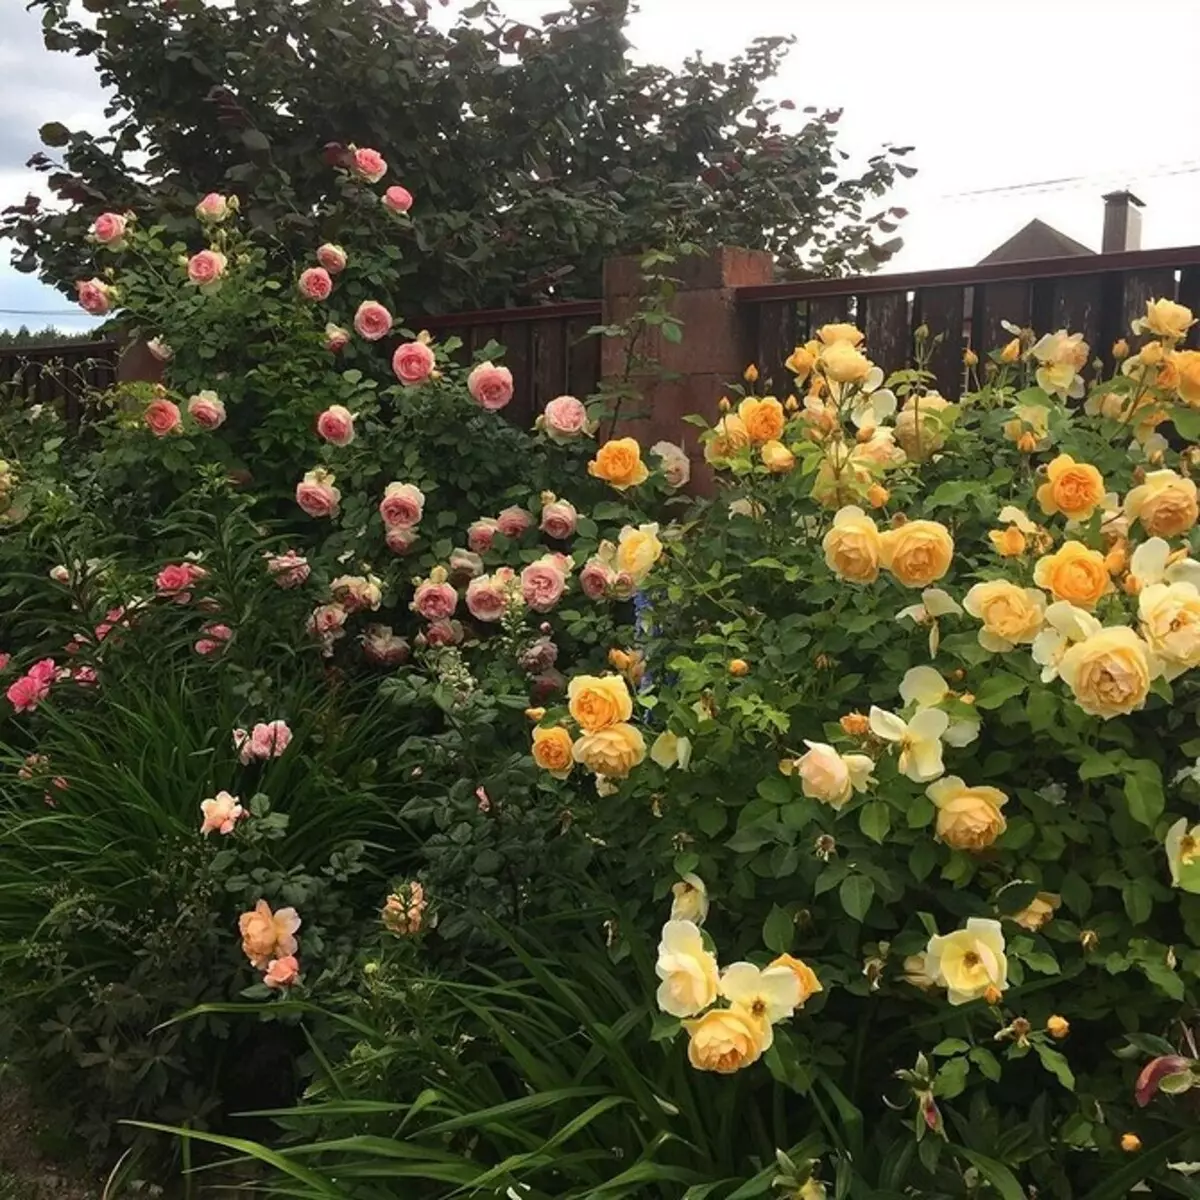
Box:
[1102, 190, 1145, 253]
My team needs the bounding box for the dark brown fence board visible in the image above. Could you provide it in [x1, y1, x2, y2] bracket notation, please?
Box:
[1050, 274, 1104, 366]
[806, 296, 851, 336]
[566, 316, 602, 400]
[531, 319, 568, 412]
[0, 341, 119, 427]
[499, 320, 534, 427]
[1179, 267, 1200, 349]
[914, 286, 966, 397]
[1120, 268, 1179, 340]
[860, 292, 910, 383]
[751, 298, 798, 398]
[973, 281, 1030, 354]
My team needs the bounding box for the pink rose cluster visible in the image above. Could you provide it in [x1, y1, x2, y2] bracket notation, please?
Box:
[155, 561, 208, 603]
[265, 550, 310, 588]
[354, 300, 393, 342]
[539, 493, 578, 541]
[324, 323, 351, 353]
[331, 573, 383, 614]
[194, 623, 233, 656]
[75, 278, 117, 316]
[90, 211, 129, 248]
[307, 602, 348, 656]
[187, 249, 227, 288]
[187, 390, 226, 430]
[298, 266, 333, 301]
[144, 393, 182, 437]
[296, 468, 341, 518]
[382, 185, 413, 214]
[411, 567, 458, 623]
[465, 567, 516, 623]
[579, 542, 635, 602]
[350, 146, 387, 183]
[316, 404, 355, 446]
[466, 361, 514, 412]
[362, 623, 410, 667]
[380, 481, 425, 553]
[233, 719, 293, 766]
[392, 340, 435, 386]
[521, 553, 573, 613]
[6, 658, 58, 713]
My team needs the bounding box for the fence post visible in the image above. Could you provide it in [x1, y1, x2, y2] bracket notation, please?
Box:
[600, 247, 774, 484]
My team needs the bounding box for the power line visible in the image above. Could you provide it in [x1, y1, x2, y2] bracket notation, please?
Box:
[937, 161, 1200, 202]
[0, 308, 94, 317]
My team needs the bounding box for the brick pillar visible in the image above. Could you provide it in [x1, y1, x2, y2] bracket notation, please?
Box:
[116, 336, 165, 385]
[600, 247, 774, 484]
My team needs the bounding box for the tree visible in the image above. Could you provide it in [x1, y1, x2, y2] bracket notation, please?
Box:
[0, 324, 97, 349]
[4, 0, 913, 315]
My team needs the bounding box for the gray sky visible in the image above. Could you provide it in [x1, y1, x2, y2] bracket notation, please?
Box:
[3, 0, 1200, 332]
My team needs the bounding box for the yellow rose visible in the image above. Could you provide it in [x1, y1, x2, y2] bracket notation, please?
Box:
[927, 776, 1008, 851]
[1173, 350, 1200, 406]
[616, 522, 663, 583]
[963, 580, 1047, 651]
[999, 338, 1021, 364]
[655, 920, 719, 1017]
[1139, 581, 1200, 679]
[572, 721, 646, 776]
[989, 526, 1027, 557]
[588, 437, 649, 490]
[822, 505, 882, 583]
[1032, 540, 1111, 609]
[1136, 298, 1196, 341]
[1012, 891, 1061, 931]
[1058, 626, 1158, 718]
[820, 340, 871, 384]
[894, 392, 951, 460]
[683, 1007, 768, 1073]
[785, 342, 818, 379]
[795, 740, 874, 808]
[1003, 403, 1049, 449]
[1140, 339, 1166, 366]
[769, 954, 823, 1005]
[925, 918, 1007, 1005]
[705, 413, 750, 464]
[1124, 468, 1199, 538]
[816, 322, 864, 347]
[670, 874, 709, 923]
[738, 396, 785, 444]
[879, 519, 954, 588]
[1035, 454, 1106, 521]
[811, 452, 873, 509]
[760, 439, 795, 473]
[567, 673, 633, 732]
[531, 725, 574, 778]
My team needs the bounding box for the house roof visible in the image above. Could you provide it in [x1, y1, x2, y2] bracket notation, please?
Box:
[977, 218, 1096, 265]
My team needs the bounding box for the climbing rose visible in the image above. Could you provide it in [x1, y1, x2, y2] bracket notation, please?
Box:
[467, 362, 514, 411]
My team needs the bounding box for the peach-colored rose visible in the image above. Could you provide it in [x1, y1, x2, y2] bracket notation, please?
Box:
[187, 390, 226, 429]
[652, 441, 691, 488]
[392, 341, 435, 385]
[76, 278, 115, 315]
[963, 580, 1047, 651]
[412, 577, 458, 621]
[424, 618, 464, 646]
[540, 497, 578, 540]
[532, 724, 575, 778]
[522, 558, 568, 612]
[823, 505, 881, 584]
[541, 394, 589, 441]
[266, 550, 309, 587]
[382, 185, 413, 213]
[90, 212, 127, 246]
[248, 719, 292, 760]
[295, 467, 341, 518]
[379, 481, 425, 528]
[307, 603, 348, 638]
[195, 192, 230, 222]
[263, 955, 300, 989]
[361, 624, 410, 666]
[316, 404, 355, 446]
[496, 505, 533, 539]
[298, 266, 332, 301]
[448, 548, 484, 582]
[1124, 469, 1199, 538]
[354, 300, 393, 341]
[1174, 350, 1200, 406]
[200, 790, 244, 836]
[466, 573, 509, 622]
[684, 1008, 767, 1075]
[704, 413, 750, 464]
[580, 557, 616, 599]
[350, 147, 387, 183]
[331, 573, 383, 613]
[386, 526, 418, 555]
[144, 397, 182, 437]
[1059, 626, 1158, 718]
[572, 721, 646, 777]
[382, 883, 426, 936]
[879, 519, 954, 587]
[238, 899, 300, 969]
[927, 776, 1008, 850]
[187, 249, 227, 287]
[467, 518, 499, 553]
[316, 243, 347, 274]
[467, 361, 514, 411]
[589, 437, 650, 489]
[1033, 540, 1111, 609]
[324, 323, 350, 352]
[1035, 454, 1106, 522]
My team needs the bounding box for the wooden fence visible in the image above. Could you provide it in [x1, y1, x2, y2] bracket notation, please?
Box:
[739, 244, 1200, 401]
[0, 341, 120, 425]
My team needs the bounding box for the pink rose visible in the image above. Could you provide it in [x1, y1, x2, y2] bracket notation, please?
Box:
[187, 390, 226, 430]
[496, 505, 533, 540]
[324, 323, 350, 353]
[147, 338, 173, 362]
[316, 243, 347, 274]
[382, 185, 413, 214]
[541, 394, 588, 441]
[331, 573, 383, 614]
[195, 192, 230, 222]
[579, 557, 615, 600]
[379, 481, 425, 528]
[466, 574, 508, 622]
[28, 659, 58, 686]
[521, 560, 567, 613]
[194, 623, 232, 656]
[144, 397, 182, 437]
[295, 469, 340, 518]
[448, 548, 484, 582]
[307, 605, 348, 657]
[316, 404, 355, 446]
[249, 719, 292, 760]
[517, 636, 558, 674]
[412, 579, 458, 622]
[93, 608, 127, 644]
[187, 249, 227, 287]
[354, 300, 393, 342]
[265, 550, 310, 588]
[467, 361, 514, 412]
[362, 624, 410, 666]
[76, 278, 114, 315]
[540, 498, 578, 541]
[90, 212, 127, 246]
[392, 341, 435, 385]
[7, 660, 56, 712]
[386, 526, 418, 555]
[200, 790, 244, 836]
[263, 954, 300, 989]
[0, 653, 13, 672]
[424, 618, 464, 647]
[298, 266, 333, 301]
[467, 518, 499, 554]
[156, 561, 207, 603]
[350, 147, 387, 183]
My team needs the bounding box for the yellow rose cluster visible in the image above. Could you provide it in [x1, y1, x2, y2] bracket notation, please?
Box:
[823, 506, 954, 589]
[530, 673, 646, 783]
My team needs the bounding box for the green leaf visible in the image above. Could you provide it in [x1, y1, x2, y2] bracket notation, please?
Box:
[1079, 751, 1122, 780]
[839, 875, 875, 922]
[1122, 880, 1153, 925]
[762, 904, 794, 955]
[969, 1045, 1002, 1082]
[1173, 405, 1200, 441]
[933, 1055, 968, 1099]
[974, 673, 1027, 710]
[955, 1148, 1027, 1200]
[858, 801, 891, 844]
[995, 880, 1040, 915]
[1034, 1041, 1076, 1090]
[1125, 762, 1165, 827]
[908, 839, 938, 882]
[932, 1038, 970, 1056]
